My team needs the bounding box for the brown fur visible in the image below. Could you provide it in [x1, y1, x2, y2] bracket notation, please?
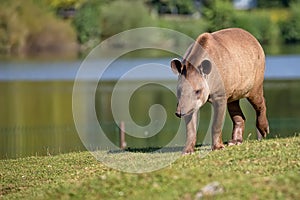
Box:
[171, 28, 269, 153]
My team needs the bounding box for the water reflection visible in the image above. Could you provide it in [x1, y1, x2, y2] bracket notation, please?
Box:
[0, 79, 299, 159]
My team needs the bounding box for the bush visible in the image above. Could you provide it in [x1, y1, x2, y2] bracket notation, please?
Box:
[279, 3, 300, 43]
[201, 0, 281, 46]
[157, 17, 208, 39]
[0, 1, 26, 55]
[202, 0, 235, 32]
[25, 18, 78, 57]
[257, 0, 291, 8]
[0, 0, 77, 58]
[100, 0, 154, 39]
[72, 1, 102, 45]
[233, 11, 280, 45]
[147, 0, 196, 15]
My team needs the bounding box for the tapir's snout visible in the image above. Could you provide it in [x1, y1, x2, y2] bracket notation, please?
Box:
[175, 111, 188, 118]
[176, 101, 195, 118]
[175, 104, 182, 118]
[175, 104, 187, 118]
[175, 103, 181, 118]
[175, 111, 181, 118]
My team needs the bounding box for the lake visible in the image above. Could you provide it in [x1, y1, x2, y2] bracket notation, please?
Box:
[1, 56, 300, 159]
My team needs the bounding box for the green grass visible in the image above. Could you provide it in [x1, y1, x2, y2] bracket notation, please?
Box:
[1, 136, 299, 200]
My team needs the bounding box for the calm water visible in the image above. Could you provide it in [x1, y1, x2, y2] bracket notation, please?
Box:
[1, 57, 300, 159]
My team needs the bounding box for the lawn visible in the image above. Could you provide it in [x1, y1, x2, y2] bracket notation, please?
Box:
[1, 136, 299, 200]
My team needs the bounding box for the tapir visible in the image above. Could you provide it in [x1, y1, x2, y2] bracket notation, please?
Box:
[171, 28, 269, 153]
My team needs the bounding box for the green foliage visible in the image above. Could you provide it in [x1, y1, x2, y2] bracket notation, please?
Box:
[147, 0, 196, 15]
[157, 17, 208, 39]
[202, 0, 235, 32]
[47, 0, 86, 9]
[171, 0, 197, 15]
[279, 3, 300, 43]
[72, 1, 102, 45]
[1, 0, 300, 58]
[202, 1, 282, 45]
[0, 0, 77, 57]
[234, 11, 280, 44]
[0, 1, 26, 55]
[100, 0, 154, 39]
[257, 0, 293, 8]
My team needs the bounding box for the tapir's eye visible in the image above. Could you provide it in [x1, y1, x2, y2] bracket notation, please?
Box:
[195, 89, 201, 95]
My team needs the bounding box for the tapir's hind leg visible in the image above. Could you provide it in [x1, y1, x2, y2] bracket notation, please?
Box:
[227, 100, 245, 145]
[247, 89, 269, 139]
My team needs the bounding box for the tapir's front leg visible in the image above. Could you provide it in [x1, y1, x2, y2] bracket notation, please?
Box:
[183, 111, 198, 154]
[212, 99, 227, 150]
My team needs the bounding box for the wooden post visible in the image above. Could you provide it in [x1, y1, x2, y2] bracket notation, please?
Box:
[119, 121, 126, 150]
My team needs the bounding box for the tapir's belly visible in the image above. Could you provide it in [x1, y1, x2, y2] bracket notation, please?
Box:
[227, 87, 251, 102]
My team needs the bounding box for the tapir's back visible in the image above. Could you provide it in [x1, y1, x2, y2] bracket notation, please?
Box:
[197, 28, 266, 101]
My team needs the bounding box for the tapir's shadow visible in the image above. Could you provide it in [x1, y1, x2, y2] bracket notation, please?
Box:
[107, 144, 211, 154]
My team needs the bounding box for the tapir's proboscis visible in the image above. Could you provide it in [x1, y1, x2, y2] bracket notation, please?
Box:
[171, 28, 269, 154]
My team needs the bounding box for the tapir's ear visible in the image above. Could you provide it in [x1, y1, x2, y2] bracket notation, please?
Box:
[199, 59, 212, 76]
[171, 58, 182, 75]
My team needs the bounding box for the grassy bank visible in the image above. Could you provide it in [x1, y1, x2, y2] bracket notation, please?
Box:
[1, 136, 299, 199]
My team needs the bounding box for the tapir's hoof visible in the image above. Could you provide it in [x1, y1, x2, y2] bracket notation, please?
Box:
[257, 126, 269, 140]
[212, 143, 225, 150]
[228, 140, 235, 146]
[182, 151, 195, 156]
[228, 139, 243, 146]
[182, 147, 195, 155]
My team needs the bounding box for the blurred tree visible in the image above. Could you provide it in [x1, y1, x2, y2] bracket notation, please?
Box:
[257, 0, 293, 7]
[233, 12, 279, 45]
[46, 0, 86, 19]
[72, 1, 102, 45]
[101, 0, 153, 39]
[146, 0, 196, 15]
[0, 0, 77, 57]
[279, 2, 300, 43]
[202, 0, 235, 32]
[46, 0, 85, 9]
